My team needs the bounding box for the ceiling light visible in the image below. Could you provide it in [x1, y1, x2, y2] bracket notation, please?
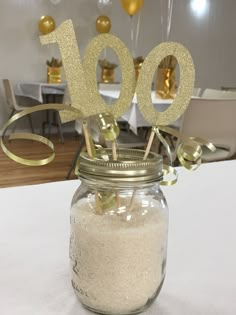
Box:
[190, 0, 208, 17]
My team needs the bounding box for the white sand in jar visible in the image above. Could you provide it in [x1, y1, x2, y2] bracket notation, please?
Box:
[70, 200, 168, 314]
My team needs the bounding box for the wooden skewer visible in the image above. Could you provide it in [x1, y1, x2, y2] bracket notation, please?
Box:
[144, 129, 156, 160]
[129, 128, 156, 211]
[82, 121, 102, 213]
[111, 140, 121, 208]
[82, 122, 93, 158]
[112, 141, 118, 161]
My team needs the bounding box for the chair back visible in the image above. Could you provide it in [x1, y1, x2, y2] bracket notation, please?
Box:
[2, 79, 18, 111]
[202, 88, 236, 99]
[180, 98, 236, 158]
[192, 87, 202, 97]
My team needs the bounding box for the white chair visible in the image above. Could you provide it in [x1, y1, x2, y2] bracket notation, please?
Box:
[202, 88, 236, 99]
[221, 86, 236, 91]
[2, 79, 34, 133]
[192, 87, 202, 97]
[179, 98, 236, 162]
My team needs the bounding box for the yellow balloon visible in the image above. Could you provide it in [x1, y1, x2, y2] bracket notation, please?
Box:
[96, 15, 111, 34]
[120, 0, 144, 16]
[38, 15, 56, 35]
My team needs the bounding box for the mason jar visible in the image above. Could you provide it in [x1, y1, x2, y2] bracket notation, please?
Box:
[70, 149, 169, 315]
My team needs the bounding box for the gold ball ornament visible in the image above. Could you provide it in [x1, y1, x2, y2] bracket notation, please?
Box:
[120, 0, 144, 16]
[38, 15, 56, 35]
[96, 15, 111, 34]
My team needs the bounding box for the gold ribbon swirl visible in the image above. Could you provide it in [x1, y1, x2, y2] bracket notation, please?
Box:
[151, 125, 216, 185]
[0, 104, 81, 166]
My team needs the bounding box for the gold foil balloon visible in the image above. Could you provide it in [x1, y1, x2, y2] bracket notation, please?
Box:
[38, 15, 56, 35]
[120, 0, 144, 16]
[96, 15, 111, 33]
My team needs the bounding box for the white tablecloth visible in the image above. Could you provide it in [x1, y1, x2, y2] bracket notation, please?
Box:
[100, 90, 182, 133]
[15, 82, 67, 103]
[1, 160, 236, 315]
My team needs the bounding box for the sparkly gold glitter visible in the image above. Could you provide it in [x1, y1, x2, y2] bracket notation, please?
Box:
[83, 33, 136, 119]
[136, 42, 195, 126]
[41, 20, 136, 121]
[40, 20, 93, 121]
[1, 20, 199, 170]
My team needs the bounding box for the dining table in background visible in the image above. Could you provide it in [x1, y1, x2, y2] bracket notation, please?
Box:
[15, 82, 67, 142]
[15, 82, 67, 104]
[0, 160, 235, 315]
[15, 83, 177, 134]
[99, 90, 175, 134]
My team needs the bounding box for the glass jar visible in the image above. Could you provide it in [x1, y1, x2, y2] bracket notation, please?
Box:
[70, 149, 169, 315]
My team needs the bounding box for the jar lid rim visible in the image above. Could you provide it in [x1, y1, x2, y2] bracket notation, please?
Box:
[78, 149, 163, 183]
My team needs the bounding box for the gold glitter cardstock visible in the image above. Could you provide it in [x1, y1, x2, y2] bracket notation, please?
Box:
[40, 20, 195, 126]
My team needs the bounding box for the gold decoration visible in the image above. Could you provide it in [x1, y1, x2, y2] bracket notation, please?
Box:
[40, 20, 95, 121]
[156, 68, 176, 99]
[95, 113, 120, 141]
[47, 67, 61, 83]
[0, 104, 81, 166]
[46, 57, 63, 83]
[82, 32, 136, 119]
[1, 19, 200, 174]
[136, 42, 195, 126]
[156, 55, 177, 99]
[38, 15, 56, 35]
[96, 15, 111, 34]
[159, 126, 216, 171]
[160, 165, 178, 186]
[46, 57, 62, 67]
[120, 0, 144, 16]
[99, 59, 118, 83]
[134, 56, 144, 81]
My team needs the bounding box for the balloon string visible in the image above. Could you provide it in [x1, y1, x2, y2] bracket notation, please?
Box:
[160, 0, 164, 42]
[166, 0, 174, 40]
[135, 11, 141, 55]
[160, 0, 174, 41]
[130, 16, 135, 57]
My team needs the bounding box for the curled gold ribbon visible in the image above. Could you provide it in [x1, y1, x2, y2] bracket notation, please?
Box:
[160, 164, 178, 186]
[152, 126, 173, 165]
[95, 112, 120, 142]
[158, 126, 216, 171]
[150, 125, 216, 185]
[0, 104, 82, 166]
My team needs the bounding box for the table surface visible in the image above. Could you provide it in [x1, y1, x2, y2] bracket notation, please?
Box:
[15, 84, 176, 131]
[15, 82, 67, 103]
[1, 160, 236, 315]
[100, 90, 173, 105]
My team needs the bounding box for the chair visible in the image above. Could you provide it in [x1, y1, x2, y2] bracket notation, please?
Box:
[2, 79, 34, 133]
[221, 86, 236, 91]
[42, 87, 67, 144]
[192, 87, 202, 97]
[201, 88, 236, 99]
[179, 98, 236, 162]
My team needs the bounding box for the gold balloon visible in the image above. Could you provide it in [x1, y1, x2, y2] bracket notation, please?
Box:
[96, 15, 111, 34]
[120, 0, 144, 16]
[38, 15, 56, 35]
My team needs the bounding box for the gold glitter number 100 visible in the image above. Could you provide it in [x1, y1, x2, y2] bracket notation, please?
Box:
[41, 20, 195, 126]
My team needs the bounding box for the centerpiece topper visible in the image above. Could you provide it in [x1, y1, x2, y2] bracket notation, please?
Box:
[0, 19, 215, 177]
